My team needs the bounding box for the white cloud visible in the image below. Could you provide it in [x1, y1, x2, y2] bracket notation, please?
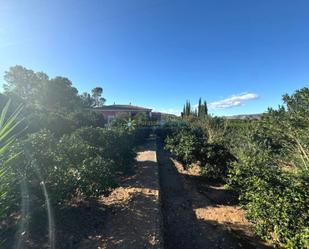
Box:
[209, 93, 259, 109]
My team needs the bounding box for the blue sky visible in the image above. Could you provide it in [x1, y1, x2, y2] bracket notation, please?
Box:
[0, 0, 308, 116]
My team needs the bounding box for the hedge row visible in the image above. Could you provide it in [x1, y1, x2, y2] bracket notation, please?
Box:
[1, 126, 142, 219]
[160, 122, 235, 180]
[159, 86, 309, 249]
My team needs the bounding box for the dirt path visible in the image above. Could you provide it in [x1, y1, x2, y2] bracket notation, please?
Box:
[157, 141, 270, 249]
[94, 138, 163, 249]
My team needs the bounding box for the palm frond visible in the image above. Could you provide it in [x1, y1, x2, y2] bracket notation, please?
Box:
[0, 100, 24, 221]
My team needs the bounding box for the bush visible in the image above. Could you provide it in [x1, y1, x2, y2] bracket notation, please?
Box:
[72, 127, 137, 173]
[199, 143, 236, 180]
[27, 112, 75, 137]
[133, 127, 151, 145]
[155, 121, 186, 141]
[57, 133, 116, 198]
[3, 126, 138, 209]
[163, 121, 235, 179]
[5, 130, 63, 207]
[228, 150, 309, 248]
[165, 125, 204, 167]
[68, 110, 105, 128]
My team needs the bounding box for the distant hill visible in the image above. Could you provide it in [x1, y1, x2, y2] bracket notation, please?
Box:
[224, 114, 262, 120]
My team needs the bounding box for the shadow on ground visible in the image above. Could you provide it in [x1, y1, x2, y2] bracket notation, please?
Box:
[157, 140, 271, 249]
[98, 191, 160, 249]
[183, 174, 239, 206]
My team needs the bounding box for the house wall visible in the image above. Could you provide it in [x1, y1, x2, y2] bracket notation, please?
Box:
[100, 110, 151, 124]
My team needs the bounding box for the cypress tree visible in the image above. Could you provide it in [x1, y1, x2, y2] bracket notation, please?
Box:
[185, 101, 189, 116]
[204, 100, 208, 116]
[198, 98, 202, 118]
[182, 104, 186, 118]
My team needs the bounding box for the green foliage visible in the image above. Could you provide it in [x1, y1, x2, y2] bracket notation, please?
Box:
[162, 88, 309, 247]
[4, 126, 138, 209]
[165, 124, 205, 167]
[225, 88, 309, 247]
[0, 101, 24, 220]
[4, 66, 83, 112]
[251, 87, 309, 172]
[57, 130, 116, 198]
[199, 143, 235, 179]
[71, 127, 137, 173]
[68, 110, 105, 128]
[0, 65, 149, 248]
[198, 116, 227, 143]
[134, 112, 148, 126]
[182, 98, 208, 119]
[91, 87, 105, 107]
[109, 112, 131, 129]
[3, 66, 46, 103]
[227, 150, 309, 248]
[42, 76, 82, 112]
[182, 100, 193, 117]
[164, 122, 235, 179]
[27, 111, 76, 137]
[197, 98, 208, 118]
[133, 127, 152, 145]
[155, 121, 186, 141]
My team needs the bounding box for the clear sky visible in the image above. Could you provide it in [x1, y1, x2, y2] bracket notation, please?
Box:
[1, 0, 308, 116]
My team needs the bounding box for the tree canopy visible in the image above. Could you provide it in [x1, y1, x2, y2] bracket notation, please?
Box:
[2, 65, 106, 113]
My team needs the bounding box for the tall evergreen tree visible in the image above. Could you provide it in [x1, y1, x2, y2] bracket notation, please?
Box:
[195, 98, 209, 119]
[204, 100, 208, 116]
[183, 100, 192, 117]
[182, 104, 186, 118]
[198, 98, 202, 118]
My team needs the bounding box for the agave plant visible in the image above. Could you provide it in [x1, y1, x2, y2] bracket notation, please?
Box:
[124, 117, 137, 132]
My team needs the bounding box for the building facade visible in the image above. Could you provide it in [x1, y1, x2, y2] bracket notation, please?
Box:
[93, 104, 154, 124]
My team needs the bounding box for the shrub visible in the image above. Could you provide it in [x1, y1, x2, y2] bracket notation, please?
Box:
[57, 134, 116, 197]
[163, 121, 234, 179]
[71, 127, 137, 173]
[227, 147, 309, 248]
[133, 127, 151, 145]
[155, 121, 186, 141]
[4, 126, 138, 208]
[165, 125, 204, 167]
[27, 112, 75, 137]
[68, 110, 105, 128]
[199, 143, 236, 180]
[6, 130, 72, 205]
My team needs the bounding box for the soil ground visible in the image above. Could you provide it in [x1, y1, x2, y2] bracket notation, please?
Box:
[157, 140, 271, 249]
[96, 138, 162, 249]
